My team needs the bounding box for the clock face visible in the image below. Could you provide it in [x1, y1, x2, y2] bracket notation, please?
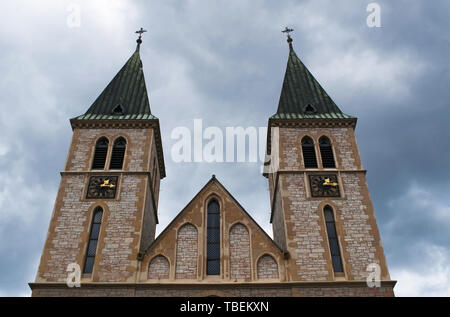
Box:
[309, 174, 340, 197]
[86, 176, 118, 199]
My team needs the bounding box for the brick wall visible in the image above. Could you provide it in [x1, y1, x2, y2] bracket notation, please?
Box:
[270, 126, 390, 282]
[281, 173, 329, 281]
[35, 127, 158, 283]
[229, 223, 251, 280]
[31, 284, 394, 297]
[66, 128, 153, 172]
[175, 223, 198, 279]
[278, 127, 361, 171]
[271, 186, 287, 251]
[257, 255, 279, 279]
[148, 255, 170, 279]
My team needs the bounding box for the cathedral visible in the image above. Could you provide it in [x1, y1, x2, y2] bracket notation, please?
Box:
[30, 31, 396, 297]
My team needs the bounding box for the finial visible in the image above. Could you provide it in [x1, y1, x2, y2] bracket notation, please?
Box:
[135, 27, 147, 50]
[282, 27, 294, 49]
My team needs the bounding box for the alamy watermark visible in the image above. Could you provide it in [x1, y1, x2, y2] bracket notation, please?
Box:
[66, 263, 81, 288]
[170, 119, 279, 173]
[366, 3, 381, 28]
[366, 263, 381, 288]
[66, 3, 81, 28]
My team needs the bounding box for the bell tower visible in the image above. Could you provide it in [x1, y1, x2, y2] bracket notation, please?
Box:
[265, 32, 394, 292]
[32, 32, 165, 290]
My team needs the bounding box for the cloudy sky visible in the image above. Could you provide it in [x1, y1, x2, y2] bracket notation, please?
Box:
[0, 0, 449, 297]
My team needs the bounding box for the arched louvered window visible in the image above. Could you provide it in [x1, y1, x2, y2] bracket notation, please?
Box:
[83, 207, 103, 274]
[301, 136, 318, 168]
[92, 137, 109, 170]
[324, 206, 343, 273]
[109, 137, 126, 170]
[207, 200, 220, 275]
[319, 136, 336, 168]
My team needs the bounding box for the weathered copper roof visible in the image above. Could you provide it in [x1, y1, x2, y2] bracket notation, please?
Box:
[272, 41, 354, 120]
[73, 48, 155, 120]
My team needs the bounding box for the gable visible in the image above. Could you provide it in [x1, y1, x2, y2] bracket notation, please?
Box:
[140, 176, 284, 282]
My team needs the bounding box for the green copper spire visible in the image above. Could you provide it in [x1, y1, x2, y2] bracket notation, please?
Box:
[73, 29, 156, 121]
[272, 32, 354, 120]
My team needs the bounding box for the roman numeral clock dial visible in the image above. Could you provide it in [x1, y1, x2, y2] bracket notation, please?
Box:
[309, 175, 340, 197]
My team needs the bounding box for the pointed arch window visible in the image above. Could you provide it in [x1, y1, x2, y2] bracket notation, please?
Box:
[301, 136, 318, 168]
[324, 206, 343, 273]
[92, 137, 109, 170]
[319, 136, 336, 168]
[207, 200, 220, 275]
[83, 207, 103, 274]
[109, 137, 126, 170]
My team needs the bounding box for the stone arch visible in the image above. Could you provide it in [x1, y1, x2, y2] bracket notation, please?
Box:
[175, 223, 198, 279]
[257, 254, 279, 279]
[148, 255, 170, 279]
[229, 223, 251, 279]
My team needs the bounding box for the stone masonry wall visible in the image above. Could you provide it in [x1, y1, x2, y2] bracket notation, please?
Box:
[31, 284, 395, 297]
[66, 128, 153, 172]
[35, 127, 156, 283]
[229, 223, 251, 280]
[278, 127, 361, 171]
[272, 127, 390, 281]
[281, 173, 329, 281]
[175, 224, 198, 279]
[148, 255, 170, 279]
[257, 255, 279, 279]
[271, 186, 287, 251]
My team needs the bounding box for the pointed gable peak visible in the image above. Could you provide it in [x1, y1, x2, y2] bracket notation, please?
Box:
[73, 46, 156, 121]
[272, 40, 354, 120]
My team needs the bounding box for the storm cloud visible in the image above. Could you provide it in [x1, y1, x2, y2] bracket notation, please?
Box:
[0, 0, 449, 296]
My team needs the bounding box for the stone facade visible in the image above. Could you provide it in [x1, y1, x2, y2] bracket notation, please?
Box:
[34, 127, 160, 284]
[30, 282, 395, 297]
[257, 255, 279, 279]
[148, 255, 170, 279]
[31, 71, 394, 297]
[268, 126, 391, 283]
[175, 224, 198, 279]
[31, 122, 395, 296]
[229, 223, 251, 280]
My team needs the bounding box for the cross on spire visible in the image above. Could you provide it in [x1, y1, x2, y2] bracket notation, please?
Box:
[282, 27, 294, 48]
[136, 27, 147, 40]
[282, 27, 294, 37]
[135, 27, 147, 50]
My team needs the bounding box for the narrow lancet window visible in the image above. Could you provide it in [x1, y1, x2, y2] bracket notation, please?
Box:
[83, 207, 103, 274]
[301, 136, 318, 168]
[319, 136, 336, 168]
[207, 200, 220, 275]
[109, 137, 126, 170]
[92, 137, 109, 170]
[324, 206, 344, 273]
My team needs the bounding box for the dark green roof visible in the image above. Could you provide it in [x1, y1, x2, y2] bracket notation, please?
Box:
[73, 48, 156, 120]
[272, 42, 354, 120]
